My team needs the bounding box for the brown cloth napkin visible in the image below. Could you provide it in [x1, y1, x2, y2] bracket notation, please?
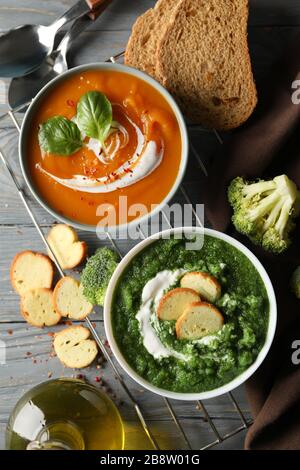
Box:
[201, 32, 300, 450]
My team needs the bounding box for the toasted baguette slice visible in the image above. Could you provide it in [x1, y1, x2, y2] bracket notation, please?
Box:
[157, 287, 200, 320]
[47, 224, 87, 270]
[176, 301, 224, 340]
[10, 250, 54, 296]
[180, 272, 221, 303]
[125, 0, 179, 80]
[53, 325, 98, 369]
[157, 0, 257, 129]
[53, 276, 93, 320]
[21, 288, 61, 327]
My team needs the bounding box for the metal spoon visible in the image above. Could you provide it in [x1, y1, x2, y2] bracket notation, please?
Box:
[8, 13, 99, 110]
[0, 0, 107, 78]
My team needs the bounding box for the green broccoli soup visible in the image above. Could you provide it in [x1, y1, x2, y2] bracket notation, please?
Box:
[111, 236, 269, 393]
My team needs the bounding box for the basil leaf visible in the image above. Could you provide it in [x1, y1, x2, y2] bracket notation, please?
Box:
[38, 116, 83, 156]
[77, 91, 112, 145]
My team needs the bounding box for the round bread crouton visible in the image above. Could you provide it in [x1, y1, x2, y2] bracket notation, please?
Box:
[47, 224, 87, 270]
[176, 301, 224, 340]
[21, 288, 61, 327]
[180, 272, 221, 303]
[53, 276, 93, 320]
[10, 250, 54, 296]
[53, 325, 98, 369]
[157, 287, 200, 320]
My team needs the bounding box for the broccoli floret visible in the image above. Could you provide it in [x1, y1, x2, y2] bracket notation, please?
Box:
[228, 175, 300, 253]
[80, 247, 119, 306]
[291, 266, 300, 299]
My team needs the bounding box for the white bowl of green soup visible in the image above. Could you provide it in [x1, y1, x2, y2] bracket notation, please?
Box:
[104, 227, 277, 400]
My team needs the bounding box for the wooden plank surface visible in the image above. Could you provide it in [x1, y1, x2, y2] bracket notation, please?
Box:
[0, 0, 299, 31]
[0, 0, 296, 451]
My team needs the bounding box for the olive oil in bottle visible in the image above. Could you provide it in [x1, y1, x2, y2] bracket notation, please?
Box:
[6, 378, 124, 450]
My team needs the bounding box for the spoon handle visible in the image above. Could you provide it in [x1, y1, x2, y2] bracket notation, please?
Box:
[57, 1, 111, 56]
[51, 0, 109, 32]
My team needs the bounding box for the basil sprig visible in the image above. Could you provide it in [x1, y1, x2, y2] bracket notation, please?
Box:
[77, 91, 112, 149]
[38, 116, 83, 156]
[38, 91, 113, 157]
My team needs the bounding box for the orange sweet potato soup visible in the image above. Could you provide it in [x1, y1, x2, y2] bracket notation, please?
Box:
[27, 70, 182, 227]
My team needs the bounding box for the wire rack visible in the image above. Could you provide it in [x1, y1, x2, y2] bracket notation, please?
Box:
[0, 51, 253, 451]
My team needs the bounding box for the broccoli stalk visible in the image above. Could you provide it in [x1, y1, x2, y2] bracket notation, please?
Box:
[80, 247, 119, 306]
[228, 175, 300, 253]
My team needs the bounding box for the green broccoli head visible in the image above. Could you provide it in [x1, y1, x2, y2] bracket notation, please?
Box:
[80, 247, 119, 306]
[228, 174, 300, 254]
[291, 266, 300, 299]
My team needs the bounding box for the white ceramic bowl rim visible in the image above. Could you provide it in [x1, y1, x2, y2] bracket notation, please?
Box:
[18, 62, 189, 233]
[104, 227, 277, 401]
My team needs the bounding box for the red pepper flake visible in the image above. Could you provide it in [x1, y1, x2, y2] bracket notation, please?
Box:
[63, 320, 73, 326]
[47, 332, 54, 337]
[92, 322, 96, 328]
[67, 99, 75, 107]
[7, 329, 13, 335]
[95, 376, 101, 383]
[48, 372, 53, 378]
[104, 339, 110, 349]
[26, 352, 32, 356]
[33, 359, 37, 364]
[107, 173, 116, 182]
[76, 374, 84, 380]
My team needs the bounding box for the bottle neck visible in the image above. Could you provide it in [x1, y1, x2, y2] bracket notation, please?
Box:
[26, 420, 85, 451]
[26, 440, 72, 450]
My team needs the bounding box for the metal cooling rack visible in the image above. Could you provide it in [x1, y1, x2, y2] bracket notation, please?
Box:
[0, 51, 253, 450]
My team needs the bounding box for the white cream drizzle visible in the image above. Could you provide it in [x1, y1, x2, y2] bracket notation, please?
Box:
[136, 270, 188, 361]
[37, 111, 164, 193]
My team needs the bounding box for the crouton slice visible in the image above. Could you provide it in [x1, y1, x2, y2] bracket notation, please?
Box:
[10, 251, 54, 296]
[53, 276, 93, 320]
[157, 287, 200, 320]
[53, 325, 98, 369]
[176, 301, 224, 340]
[47, 224, 87, 270]
[180, 272, 221, 303]
[21, 288, 61, 327]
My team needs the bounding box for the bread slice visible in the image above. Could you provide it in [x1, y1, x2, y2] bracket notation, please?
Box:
[53, 276, 93, 320]
[157, 287, 200, 320]
[53, 325, 98, 369]
[176, 301, 224, 340]
[157, 0, 257, 129]
[180, 272, 221, 303]
[10, 250, 54, 296]
[47, 224, 87, 270]
[21, 288, 61, 327]
[125, 0, 179, 80]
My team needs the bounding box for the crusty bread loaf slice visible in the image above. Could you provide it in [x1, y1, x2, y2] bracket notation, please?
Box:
[157, 287, 200, 320]
[21, 288, 61, 327]
[125, 0, 179, 80]
[53, 325, 98, 368]
[53, 276, 93, 320]
[176, 301, 224, 340]
[157, 0, 257, 129]
[180, 272, 221, 303]
[47, 224, 87, 270]
[10, 250, 54, 296]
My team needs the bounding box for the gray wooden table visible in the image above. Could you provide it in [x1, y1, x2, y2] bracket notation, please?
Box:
[0, 0, 298, 451]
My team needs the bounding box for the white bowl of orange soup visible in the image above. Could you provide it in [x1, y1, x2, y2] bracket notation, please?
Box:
[19, 63, 188, 232]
